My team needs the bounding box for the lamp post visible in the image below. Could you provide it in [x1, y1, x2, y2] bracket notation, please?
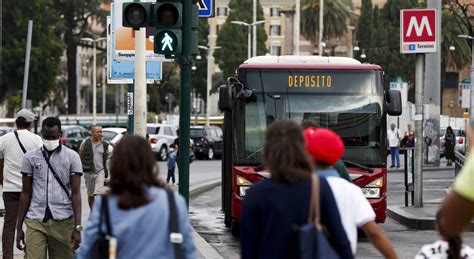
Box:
[231, 20, 265, 59]
[80, 37, 106, 125]
[198, 45, 221, 126]
[458, 35, 474, 121]
[448, 101, 455, 125]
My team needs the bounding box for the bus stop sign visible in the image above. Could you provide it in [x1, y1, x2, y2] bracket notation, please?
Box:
[400, 9, 438, 54]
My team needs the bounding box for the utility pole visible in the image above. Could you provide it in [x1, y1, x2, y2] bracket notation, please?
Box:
[178, 0, 193, 205]
[294, 0, 300, 55]
[318, 0, 324, 56]
[22, 20, 33, 109]
[414, 54, 425, 208]
[252, 0, 257, 57]
[134, 27, 147, 138]
[424, 0, 441, 166]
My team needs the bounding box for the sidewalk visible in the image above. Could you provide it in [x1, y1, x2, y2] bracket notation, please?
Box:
[388, 204, 474, 232]
[386, 155, 455, 173]
[386, 154, 474, 231]
[0, 179, 223, 258]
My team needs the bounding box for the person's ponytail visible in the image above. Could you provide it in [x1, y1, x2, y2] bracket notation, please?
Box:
[447, 235, 462, 259]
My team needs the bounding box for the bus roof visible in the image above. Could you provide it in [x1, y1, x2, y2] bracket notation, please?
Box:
[239, 56, 383, 71]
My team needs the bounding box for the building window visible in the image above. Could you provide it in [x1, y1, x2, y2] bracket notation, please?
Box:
[270, 25, 281, 36]
[217, 7, 228, 16]
[270, 7, 281, 17]
[216, 24, 222, 34]
[270, 46, 281, 55]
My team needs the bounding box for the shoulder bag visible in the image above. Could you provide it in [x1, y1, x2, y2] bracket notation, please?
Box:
[166, 189, 184, 259]
[91, 195, 114, 259]
[296, 175, 340, 259]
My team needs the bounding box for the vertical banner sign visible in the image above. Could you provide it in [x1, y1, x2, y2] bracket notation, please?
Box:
[127, 92, 134, 115]
[400, 9, 438, 54]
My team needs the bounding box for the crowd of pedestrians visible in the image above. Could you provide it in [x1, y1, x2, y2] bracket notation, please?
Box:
[1, 109, 474, 258]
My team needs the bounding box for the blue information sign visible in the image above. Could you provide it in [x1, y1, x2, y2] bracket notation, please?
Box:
[198, 0, 214, 18]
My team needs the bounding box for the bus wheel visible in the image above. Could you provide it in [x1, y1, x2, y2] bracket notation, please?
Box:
[231, 221, 240, 237]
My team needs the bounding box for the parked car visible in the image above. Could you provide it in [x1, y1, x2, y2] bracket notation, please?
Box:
[147, 124, 178, 161]
[60, 125, 91, 152]
[190, 126, 223, 160]
[102, 127, 127, 146]
[440, 127, 466, 157]
[0, 126, 14, 137]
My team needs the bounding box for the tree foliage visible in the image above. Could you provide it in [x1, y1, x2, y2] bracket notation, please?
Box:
[355, 0, 419, 92]
[301, 0, 352, 43]
[214, 0, 268, 78]
[54, 0, 107, 114]
[1, 0, 64, 109]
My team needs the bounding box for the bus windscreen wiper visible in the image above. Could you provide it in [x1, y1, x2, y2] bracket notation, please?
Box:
[342, 160, 374, 173]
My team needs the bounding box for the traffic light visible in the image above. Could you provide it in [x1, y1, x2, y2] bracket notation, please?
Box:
[122, 3, 152, 30]
[154, 1, 182, 57]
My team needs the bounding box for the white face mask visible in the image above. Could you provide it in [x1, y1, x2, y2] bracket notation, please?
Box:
[43, 139, 60, 151]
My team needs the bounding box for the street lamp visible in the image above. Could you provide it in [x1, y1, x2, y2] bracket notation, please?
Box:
[198, 45, 221, 126]
[80, 37, 106, 125]
[458, 35, 474, 121]
[360, 49, 367, 60]
[231, 20, 265, 59]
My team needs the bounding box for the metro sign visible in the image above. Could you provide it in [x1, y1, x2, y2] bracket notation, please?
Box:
[400, 9, 438, 54]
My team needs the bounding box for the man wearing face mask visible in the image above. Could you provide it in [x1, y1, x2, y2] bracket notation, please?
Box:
[79, 125, 112, 209]
[16, 117, 83, 259]
[0, 109, 42, 259]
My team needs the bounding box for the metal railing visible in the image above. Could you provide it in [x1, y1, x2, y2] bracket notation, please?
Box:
[404, 148, 415, 207]
[454, 150, 466, 177]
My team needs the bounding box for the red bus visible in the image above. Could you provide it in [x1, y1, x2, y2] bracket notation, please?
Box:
[218, 56, 402, 236]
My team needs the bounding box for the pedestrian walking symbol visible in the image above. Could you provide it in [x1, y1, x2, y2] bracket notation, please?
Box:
[154, 30, 179, 55]
[161, 33, 174, 51]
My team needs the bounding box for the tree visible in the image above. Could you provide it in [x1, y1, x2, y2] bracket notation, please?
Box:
[214, 0, 268, 78]
[355, 0, 374, 52]
[1, 0, 64, 112]
[54, 0, 107, 114]
[353, 0, 419, 92]
[301, 0, 352, 43]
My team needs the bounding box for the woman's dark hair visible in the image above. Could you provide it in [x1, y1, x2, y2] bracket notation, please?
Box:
[436, 212, 462, 259]
[263, 120, 313, 182]
[15, 117, 31, 129]
[446, 126, 453, 135]
[109, 135, 165, 209]
[42, 117, 61, 131]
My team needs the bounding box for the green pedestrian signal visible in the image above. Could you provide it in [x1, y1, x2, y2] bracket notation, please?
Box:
[155, 30, 178, 55]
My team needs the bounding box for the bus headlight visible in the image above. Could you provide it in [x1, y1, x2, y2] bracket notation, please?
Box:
[362, 177, 383, 198]
[236, 175, 252, 197]
[361, 188, 381, 198]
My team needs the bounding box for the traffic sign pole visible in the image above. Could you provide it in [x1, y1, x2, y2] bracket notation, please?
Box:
[414, 54, 424, 208]
[178, 0, 193, 206]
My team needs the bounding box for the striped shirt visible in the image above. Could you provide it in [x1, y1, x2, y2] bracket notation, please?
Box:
[21, 144, 83, 221]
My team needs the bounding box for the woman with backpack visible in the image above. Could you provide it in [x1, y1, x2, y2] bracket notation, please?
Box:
[240, 120, 352, 259]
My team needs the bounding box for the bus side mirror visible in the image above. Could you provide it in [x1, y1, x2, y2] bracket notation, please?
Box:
[219, 85, 232, 112]
[386, 90, 402, 116]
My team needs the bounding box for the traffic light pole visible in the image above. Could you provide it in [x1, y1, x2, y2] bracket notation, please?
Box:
[178, 0, 193, 206]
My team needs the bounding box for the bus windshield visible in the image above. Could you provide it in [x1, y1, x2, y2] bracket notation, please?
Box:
[235, 69, 386, 167]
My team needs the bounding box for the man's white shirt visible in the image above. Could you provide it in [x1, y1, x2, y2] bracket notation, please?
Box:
[388, 128, 401, 147]
[0, 130, 43, 192]
[326, 176, 376, 255]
